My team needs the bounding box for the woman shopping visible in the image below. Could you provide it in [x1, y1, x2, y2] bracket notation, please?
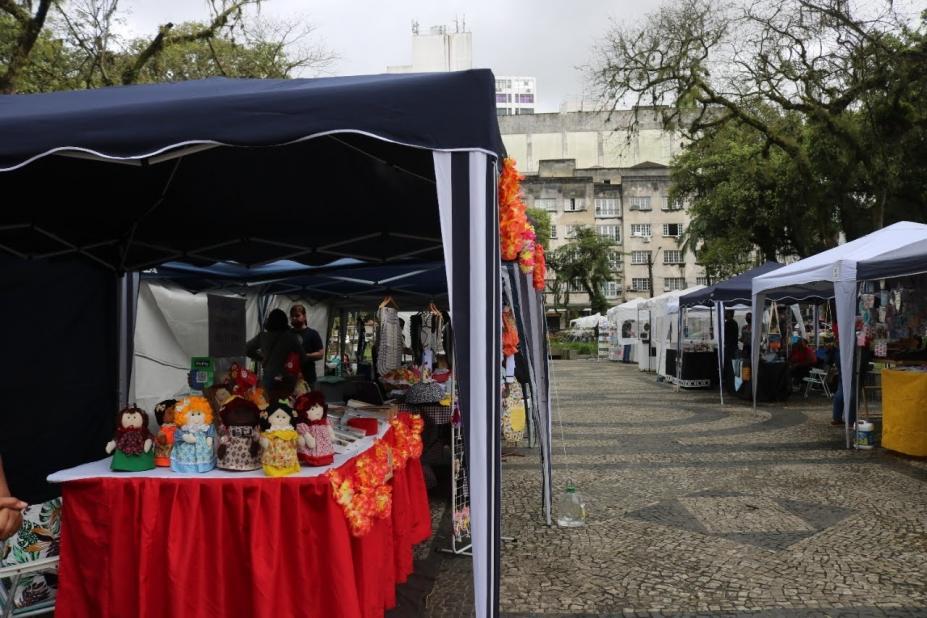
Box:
[246, 308, 305, 397]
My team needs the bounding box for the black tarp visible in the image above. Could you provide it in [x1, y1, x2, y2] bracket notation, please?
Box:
[0, 256, 117, 503]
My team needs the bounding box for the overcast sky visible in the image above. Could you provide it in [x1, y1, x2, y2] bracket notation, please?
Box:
[118, 0, 667, 112]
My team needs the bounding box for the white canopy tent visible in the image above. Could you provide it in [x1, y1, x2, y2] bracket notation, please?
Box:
[569, 313, 603, 329]
[607, 297, 646, 362]
[640, 286, 705, 378]
[752, 221, 927, 446]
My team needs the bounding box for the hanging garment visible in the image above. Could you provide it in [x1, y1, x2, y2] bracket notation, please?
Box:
[376, 306, 403, 376]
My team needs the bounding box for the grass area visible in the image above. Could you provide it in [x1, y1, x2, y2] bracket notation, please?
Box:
[554, 341, 596, 355]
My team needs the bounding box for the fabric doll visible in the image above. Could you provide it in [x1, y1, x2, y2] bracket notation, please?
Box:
[153, 398, 178, 467]
[216, 397, 262, 471]
[106, 405, 155, 472]
[259, 401, 304, 477]
[170, 396, 217, 473]
[293, 392, 335, 467]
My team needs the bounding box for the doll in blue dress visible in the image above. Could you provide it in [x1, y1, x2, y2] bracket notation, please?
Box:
[170, 395, 217, 473]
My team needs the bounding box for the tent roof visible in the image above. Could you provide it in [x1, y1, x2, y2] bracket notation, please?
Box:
[680, 262, 783, 307]
[754, 221, 927, 297]
[0, 71, 505, 171]
[641, 286, 704, 312]
[606, 297, 646, 321]
[0, 71, 504, 272]
[569, 313, 602, 328]
[147, 259, 448, 308]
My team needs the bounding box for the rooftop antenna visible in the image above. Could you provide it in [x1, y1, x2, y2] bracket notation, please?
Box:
[411, 19, 419, 35]
[462, 15, 466, 32]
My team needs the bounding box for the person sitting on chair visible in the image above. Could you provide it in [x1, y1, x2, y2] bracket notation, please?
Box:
[789, 337, 817, 384]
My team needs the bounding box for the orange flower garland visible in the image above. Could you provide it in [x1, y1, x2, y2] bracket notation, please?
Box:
[328, 413, 424, 536]
[500, 158, 547, 290]
[533, 243, 546, 291]
[499, 158, 528, 261]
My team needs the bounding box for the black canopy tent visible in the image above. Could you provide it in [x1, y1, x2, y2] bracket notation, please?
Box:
[0, 70, 511, 617]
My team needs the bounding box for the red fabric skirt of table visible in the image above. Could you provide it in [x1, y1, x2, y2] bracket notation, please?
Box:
[54, 427, 431, 618]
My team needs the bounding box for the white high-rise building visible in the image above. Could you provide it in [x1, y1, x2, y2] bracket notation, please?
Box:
[495, 76, 536, 116]
[387, 22, 472, 73]
[387, 22, 537, 115]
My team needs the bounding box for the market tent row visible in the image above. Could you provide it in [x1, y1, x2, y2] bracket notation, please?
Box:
[0, 70, 515, 617]
[752, 221, 927, 447]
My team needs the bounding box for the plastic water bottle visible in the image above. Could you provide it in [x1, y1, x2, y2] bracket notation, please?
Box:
[556, 483, 586, 528]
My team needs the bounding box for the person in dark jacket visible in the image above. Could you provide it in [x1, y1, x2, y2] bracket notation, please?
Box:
[246, 309, 304, 394]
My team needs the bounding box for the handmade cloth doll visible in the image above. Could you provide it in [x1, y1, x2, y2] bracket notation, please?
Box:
[153, 398, 178, 467]
[217, 397, 262, 471]
[170, 396, 217, 473]
[293, 392, 335, 466]
[259, 401, 303, 477]
[106, 405, 156, 471]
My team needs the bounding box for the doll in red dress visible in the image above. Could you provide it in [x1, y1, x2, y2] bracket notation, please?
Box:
[293, 392, 335, 466]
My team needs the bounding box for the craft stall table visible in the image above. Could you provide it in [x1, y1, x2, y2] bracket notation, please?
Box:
[47, 414, 431, 618]
[880, 368, 927, 456]
[665, 349, 719, 388]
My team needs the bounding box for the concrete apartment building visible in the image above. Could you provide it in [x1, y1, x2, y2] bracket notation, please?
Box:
[498, 110, 706, 327]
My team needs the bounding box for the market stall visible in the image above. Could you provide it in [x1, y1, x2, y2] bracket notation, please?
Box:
[606, 297, 645, 363]
[666, 299, 717, 388]
[679, 262, 783, 402]
[752, 222, 927, 449]
[0, 71, 512, 617]
[640, 286, 704, 380]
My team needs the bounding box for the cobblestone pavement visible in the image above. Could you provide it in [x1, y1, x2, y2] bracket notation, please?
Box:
[423, 360, 927, 617]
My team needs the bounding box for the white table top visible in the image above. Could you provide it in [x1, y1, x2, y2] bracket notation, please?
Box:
[48, 420, 388, 483]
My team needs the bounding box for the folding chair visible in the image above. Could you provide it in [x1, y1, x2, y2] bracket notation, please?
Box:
[0, 540, 58, 618]
[803, 367, 832, 398]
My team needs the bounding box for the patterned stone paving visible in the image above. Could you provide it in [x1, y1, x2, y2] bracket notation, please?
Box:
[421, 360, 927, 617]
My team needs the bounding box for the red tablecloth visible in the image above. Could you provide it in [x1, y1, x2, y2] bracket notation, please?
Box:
[54, 426, 431, 618]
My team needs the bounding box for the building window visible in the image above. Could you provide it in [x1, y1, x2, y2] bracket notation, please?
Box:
[663, 223, 683, 237]
[630, 223, 652, 238]
[550, 225, 557, 239]
[596, 225, 620, 242]
[664, 277, 687, 291]
[631, 278, 651, 292]
[662, 197, 684, 211]
[594, 198, 620, 217]
[495, 93, 511, 103]
[515, 107, 535, 115]
[607, 251, 623, 270]
[629, 196, 651, 211]
[696, 276, 709, 286]
[569, 280, 585, 293]
[663, 250, 683, 264]
[565, 225, 578, 238]
[496, 108, 511, 116]
[535, 198, 558, 212]
[496, 79, 512, 90]
[631, 250, 651, 264]
[515, 93, 535, 104]
[564, 198, 586, 212]
[601, 281, 621, 298]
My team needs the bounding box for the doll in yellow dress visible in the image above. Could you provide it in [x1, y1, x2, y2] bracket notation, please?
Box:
[259, 401, 304, 477]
